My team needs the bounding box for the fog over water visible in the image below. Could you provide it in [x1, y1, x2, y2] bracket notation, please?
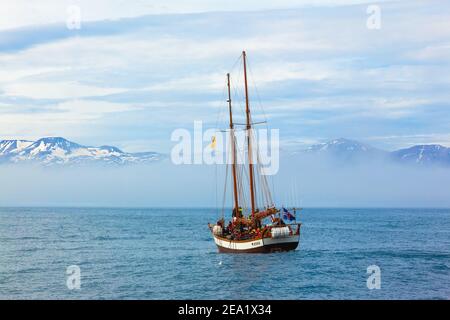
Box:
[1, 153, 449, 208]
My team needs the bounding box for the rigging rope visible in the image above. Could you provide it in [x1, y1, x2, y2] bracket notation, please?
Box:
[247, 57, 277, 205]
[214, 52, 288, 221]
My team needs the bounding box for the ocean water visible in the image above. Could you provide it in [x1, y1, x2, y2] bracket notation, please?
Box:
[0, 207, 449, 300]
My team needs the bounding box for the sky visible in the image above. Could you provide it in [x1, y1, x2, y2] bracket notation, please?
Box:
[0, 1, 450, 207]
[1, 0, 450, 154]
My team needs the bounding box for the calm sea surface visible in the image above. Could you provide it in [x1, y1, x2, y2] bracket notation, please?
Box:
[0, 207, 449, 299]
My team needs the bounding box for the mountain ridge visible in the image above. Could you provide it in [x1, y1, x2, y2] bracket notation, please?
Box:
[302, 138, 450, 166]
[1, 136, 449, 167]
[0, 137, 162, 166]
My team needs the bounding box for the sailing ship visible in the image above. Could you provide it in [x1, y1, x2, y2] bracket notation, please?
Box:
[208, 51, 301, 253]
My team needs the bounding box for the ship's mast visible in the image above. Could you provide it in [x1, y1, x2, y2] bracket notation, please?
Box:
[243, 51, 256, 217]
[227, 73, 239, 215]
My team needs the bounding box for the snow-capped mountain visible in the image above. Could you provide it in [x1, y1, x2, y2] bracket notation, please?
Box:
[301, 138, 450, 167]
[391, 145, 450, 166]
[305, 138, 387, 161]
[0, 137, 162, 166]
[306, 138, 379, 153]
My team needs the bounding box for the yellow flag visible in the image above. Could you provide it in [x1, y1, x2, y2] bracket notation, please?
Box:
[210, 136, 217, 149]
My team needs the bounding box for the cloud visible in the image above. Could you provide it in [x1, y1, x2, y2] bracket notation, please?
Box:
[3, 81, 126, 100]
[408, 44, 450, 61]
[1, 153, 449, 207]
[55, 99, 140, 115]
[0, 0, 450, 207]
[0, 1, 449, 152]
[0, 0, 397, 30]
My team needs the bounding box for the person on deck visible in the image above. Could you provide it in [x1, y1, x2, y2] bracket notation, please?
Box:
[227, 221, 232, 233]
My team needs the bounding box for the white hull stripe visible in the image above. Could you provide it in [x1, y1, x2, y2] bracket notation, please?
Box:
[213, 235, 299, 251]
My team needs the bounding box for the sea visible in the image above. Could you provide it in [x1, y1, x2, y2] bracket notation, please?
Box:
[0, 207, 449, 299]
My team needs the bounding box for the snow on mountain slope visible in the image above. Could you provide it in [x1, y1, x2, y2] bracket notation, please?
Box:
[301, 138, 450, 167]
[304, 138, 387, 161]
[2, 136, 449, 167]
[0, 137, 162, 166]
[0, 140, 33, 155]
[391, 144, 450, 166]
[306, 138, 378, 153]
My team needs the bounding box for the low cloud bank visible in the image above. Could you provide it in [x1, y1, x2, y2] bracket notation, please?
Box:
[0, 155, 449, 208]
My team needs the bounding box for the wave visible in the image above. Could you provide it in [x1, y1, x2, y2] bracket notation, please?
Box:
[92, 235, 145, 241]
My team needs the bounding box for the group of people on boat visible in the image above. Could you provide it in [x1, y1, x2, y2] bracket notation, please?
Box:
[218, 219, 263, 241]
[215, 206, 288, 241]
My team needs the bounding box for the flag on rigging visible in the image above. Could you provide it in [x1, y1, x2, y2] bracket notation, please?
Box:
[209, 136, 217, 149]
[282, 207, 295, 221]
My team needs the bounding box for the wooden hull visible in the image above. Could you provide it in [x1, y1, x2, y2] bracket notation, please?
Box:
[213, 234, 300, 253]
